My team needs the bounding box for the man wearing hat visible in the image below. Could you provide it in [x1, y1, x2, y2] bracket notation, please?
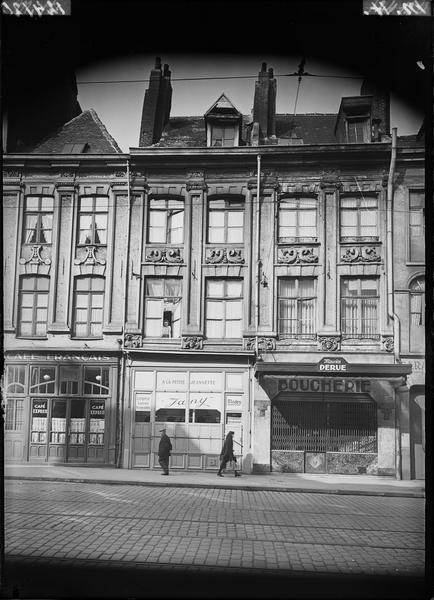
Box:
[158, 428, 172, 475]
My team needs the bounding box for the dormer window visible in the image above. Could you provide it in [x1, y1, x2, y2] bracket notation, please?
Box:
[335, 96, 372, 144]
[346, 118, 369, 143]
[205, 93, 242, 148]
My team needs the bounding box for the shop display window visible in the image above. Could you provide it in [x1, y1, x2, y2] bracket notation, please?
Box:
[89, 400, 105, 445]
[6, 366, 26, 394]
[50, 399, 67, 444]
[155, 408, 185, 422]
[5, 399, 24, 430]
[189, 409, 220, 423]
[69, 399, 86, 445]
[30, 367, 56, 394]
[31, 399, 48, 443]
[60, 366, 79, 395]
[135, 410, 151, 423]
[84, 367, 110, 395]
[226, 412, 242, 424]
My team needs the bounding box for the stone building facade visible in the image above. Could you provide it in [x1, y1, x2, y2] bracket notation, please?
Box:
[3, 59, 425, 479]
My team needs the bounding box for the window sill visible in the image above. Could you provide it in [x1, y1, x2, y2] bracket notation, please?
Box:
[406, 261, 425, 266]
[71, 337, 104, 341]
[278, 239, 319, 246]
[340, 238, 380, 244]
[16, 336, 48, 340]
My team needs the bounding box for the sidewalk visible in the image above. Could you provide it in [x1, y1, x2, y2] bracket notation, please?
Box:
[4, 463, 425, 497]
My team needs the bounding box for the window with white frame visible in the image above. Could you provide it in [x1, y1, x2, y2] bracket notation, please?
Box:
[18, 276, 50, 337]
[147, 198, 184, 244]
[409, 277, 425, 353]
[23, 196, 54, 245]
[278, 197, 317, 242]
[5, 399, 24, 431]
[208, 198, 244, 244]
[340, 195, 378, 239]
[73, 276, 105, 338]
[144, 278, 182, 338]
[6, 365, 26, 394]
[205, 279, 243, 339]
[409, 191, 424, 263]
[278, 278, 317, 339]
[341, 277, 379, 339]
[210, 125, 236, 147]
[77, 196, 108, 245]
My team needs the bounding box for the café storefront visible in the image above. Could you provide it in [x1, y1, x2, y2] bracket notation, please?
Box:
[255, 358, 412, 476]
[4, 351, 119, 465]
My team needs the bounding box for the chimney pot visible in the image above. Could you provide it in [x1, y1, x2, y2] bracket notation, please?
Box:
[261, 62, 267, 72]
[155, 57, 162, 70]
[163, 64, 170, 76]
[268, 67, 274, 78]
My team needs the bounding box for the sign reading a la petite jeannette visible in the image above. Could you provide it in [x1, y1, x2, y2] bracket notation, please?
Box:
[317, 357, 348, 372]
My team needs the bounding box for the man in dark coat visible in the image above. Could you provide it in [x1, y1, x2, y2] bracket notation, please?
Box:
[158, 428, 172, 475]
[217, 431, 241, 477]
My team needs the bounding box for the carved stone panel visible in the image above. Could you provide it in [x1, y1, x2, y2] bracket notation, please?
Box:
[124, 334, 143, 349]
[182, 336, 203, 350]
[74, 246, 106, 266]
[205, 248, 244, 264]
[145, 248, 183, 263]
[277, 247, 318, 264]
[317, 336, 340, 352]
[382, 336, 394, 353]
[244, 337, 276, 351]
[341, 246, 381, 263]
[19, 245, 51, 266]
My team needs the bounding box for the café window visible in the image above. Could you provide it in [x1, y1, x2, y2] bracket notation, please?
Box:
[341, 277, 379, 339]
[73, 276, 105, 338]
[69, 399, 86, 445]
[144, 278, 182, 338]
[278, 197, 317, 243]
[278, 278, 317, 339]
[31, 399, 48, 443]
[208, 197, 244, 244]
[409, 191, 424, 262]
[23, 196, 54, 245]
[409, 277, 425, 353]
[60, 366, 80, 395]
[18, 276, 50, 338]
[340, 195, 378, 240]
[205, 278, 243, 339]
[5, 399, 24, 431]
[30, 366, 56, 394]
[6, 365, 26, 394]
[77, 196, 108, 245]
[84, 367, 110, 395]
[50, 399, 67, 444]
[89, 400, 105, 445]
[147, 197, 184, 244]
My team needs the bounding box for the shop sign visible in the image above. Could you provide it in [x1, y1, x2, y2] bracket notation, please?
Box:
[190, 372, 222, 392]
[278, 378, 371, 393]
[226, 395, 243, 409]
[32, 400, 47, 417]
[136, 393, 151, 411]
[90, 401, 105, 418]
[9, 353, 112, 362]
[189, 393, 221, 410]
[318, 357, 348, 372]
[156, 392, 187, 409]
[156, 372, 188, 391]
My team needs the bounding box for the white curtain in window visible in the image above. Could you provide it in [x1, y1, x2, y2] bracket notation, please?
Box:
[410, 293, 423, 325]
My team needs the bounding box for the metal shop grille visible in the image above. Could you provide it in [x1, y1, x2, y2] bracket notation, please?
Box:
[272, 401, 377, 453]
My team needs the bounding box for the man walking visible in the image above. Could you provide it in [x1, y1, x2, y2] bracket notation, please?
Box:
[158, 428, 172, 475]
[217, 430, 241, 477]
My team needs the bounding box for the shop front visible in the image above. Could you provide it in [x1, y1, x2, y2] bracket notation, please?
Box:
[4, 352, 119, 465]
[124, 358, 251, 471]
[254, 359, 411, 476]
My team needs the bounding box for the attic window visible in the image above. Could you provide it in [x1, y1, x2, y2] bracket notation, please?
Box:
[346, 118, 369, 143]
[211, 125, 236, 147]
[61, 143, 89, 153]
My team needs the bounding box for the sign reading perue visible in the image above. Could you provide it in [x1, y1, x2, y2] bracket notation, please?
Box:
[318, 357, 348, 372]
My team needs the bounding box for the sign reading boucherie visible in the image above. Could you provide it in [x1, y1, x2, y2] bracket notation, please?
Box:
[278, 378, 371, 393]
[317, 357, 348, 372]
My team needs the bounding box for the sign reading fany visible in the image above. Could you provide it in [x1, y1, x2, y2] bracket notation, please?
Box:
[318, 357, 349, 372]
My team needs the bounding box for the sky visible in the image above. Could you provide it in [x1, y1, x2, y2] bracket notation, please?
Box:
[76, 54, 424, 152]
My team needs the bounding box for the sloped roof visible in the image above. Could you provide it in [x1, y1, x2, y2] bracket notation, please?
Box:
[32, 109, 122, 154]
[204, 93, 241, 117]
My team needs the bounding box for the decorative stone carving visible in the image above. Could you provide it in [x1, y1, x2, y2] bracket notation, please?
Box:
[145, 248, 183, 263]
[382, 337, 394, 352]
[124, 334, 143, 349]
[205, 248, 244, 264]
[115, 171, 127, 178]
[378, 403, 392, 420]
[19, 245, 51, 266]
[341, 246, 381, 263]
[74, 246, 106, 266]
[318, 336, 340, 352]
[277, 247, 318, 264]
[186, 171, 207, 191]
[320, 170, 341, 189]
[61, 172, 75, 178]
[247, 171, 279, 191]
[3, 171, 21, 178]
[182, 336, 203, 350]
[244, 337, 276, 351]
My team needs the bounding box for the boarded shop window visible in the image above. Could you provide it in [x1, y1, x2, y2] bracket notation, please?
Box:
[278, 278, 316, 339]
[205, 278, 243, 338]
[341, 277, 379, 339]
[340, 195, 378, 239]
[147, 197, 184, 244]
[18, 276, 49, 337]
[77, 197, 108, 245]
[5, 399, 24, 430]
[409, 277, 425, 353]
[278, 197, 317, 242]
[6, 366, 26, 394]
[208, 198, 244, 244]
[23, 196, 53, 244]
[30, 366, 56, 394]
[144, 278, 181, 338]
[73, 276, 105, 338]
[409, 191, 424, 262]
[84, 367, 110, 395]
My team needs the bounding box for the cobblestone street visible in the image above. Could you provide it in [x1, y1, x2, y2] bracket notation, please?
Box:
[3, 480, 426, 598]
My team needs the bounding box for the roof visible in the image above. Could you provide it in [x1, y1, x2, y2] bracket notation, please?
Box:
[31, 109, 122, 154]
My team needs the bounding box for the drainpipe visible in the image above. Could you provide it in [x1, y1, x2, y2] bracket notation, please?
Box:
[116, 159, 132, 468]
[386, 128, 401, 479]
[255, 154, 261, 357]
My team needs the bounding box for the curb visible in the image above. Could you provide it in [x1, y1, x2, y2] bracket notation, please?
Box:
[4, 476, 425, 498]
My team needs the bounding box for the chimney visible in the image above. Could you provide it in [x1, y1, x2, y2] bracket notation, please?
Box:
[139, 57, 173, 146]
[252, 63, 277, 143]
[361, 80, 390, 141]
